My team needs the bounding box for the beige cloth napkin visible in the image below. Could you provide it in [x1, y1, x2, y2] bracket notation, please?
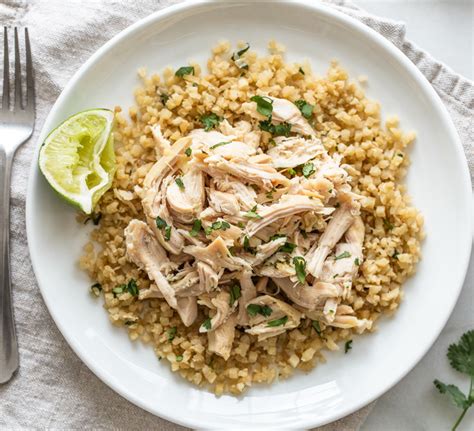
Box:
[0, 1, 472, 430]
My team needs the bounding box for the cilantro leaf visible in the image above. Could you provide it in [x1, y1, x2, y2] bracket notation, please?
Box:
[155, 216, 167, 229]
[175, 177, 185, 191]
[335, 251, 351, 260]
[189, 219, 202, 237]
[244, 205, 262, 219]
[167, 327, 177, 342]
[231, 43, 250, 60]
[294, 99, 314, 119]
[202, 318, 212, 331]
[434, 380, 471, 409]
[247, 304, 272, 317]
[293, 256, 307, 284]
[259, 120, 292, 137]
[250, 95, 273, 118]
[267, 315, 288, 327]
[201, 113, 222, 131]
[302, 162, 315, 178]
[344, 340, 353, 353]
[312, 320, 322, 336]
[447, 330, 474, 376]
[210, 141, 232, 150]
[185, 147, 192, 157]
[175, 66, 194, 77]
[229, 283, 241, 306]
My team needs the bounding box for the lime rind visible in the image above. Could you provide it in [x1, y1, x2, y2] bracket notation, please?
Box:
[39, 109, 116, 214]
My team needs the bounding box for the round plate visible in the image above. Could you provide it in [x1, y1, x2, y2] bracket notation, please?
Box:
[26, 1, 472, 429]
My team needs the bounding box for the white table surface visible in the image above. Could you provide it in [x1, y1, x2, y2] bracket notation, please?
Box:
[355, 1, 474, 430]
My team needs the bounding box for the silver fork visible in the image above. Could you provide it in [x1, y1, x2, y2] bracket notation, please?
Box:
[0, 27, 35, 384]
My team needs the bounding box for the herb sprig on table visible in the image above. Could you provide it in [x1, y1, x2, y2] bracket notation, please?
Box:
[434, 330, 474, 430]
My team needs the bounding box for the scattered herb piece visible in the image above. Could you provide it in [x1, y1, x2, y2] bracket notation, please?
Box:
[185, 147, 192, 157]
[201, 113, 222, 131]
[237, 221, 245, 229]
[247, 304, 272, 317]
[312, 320, 322, 336]
[268, 139, 276, 148]
[383, 218, 394, 230]
[204, 226, 213, 236]
[287, 167, 297, 177]
[125, 279, 139, 296]
[270, 233, 286, 241]
[112, 286, 124, 296]
[210, 141, 232, 150]
[175, 66, 194, 77]
[259, 120, 292, 137]
[250, 95, 273, 118]
[433, 330, 474, 430]
[397, 153, 404, 157]
[392, 250, 399, 260]
[167, 327, 177, 342]
[243, 235, 256, 254]
[335, 251, 351, 260]
[124, 320, 134, 326]
[189, 219, 202, 237]
[294, 99, 314, 119]
[354, 257, 360, 266]
[175, 177, 185, 191]
[231, 43, 250, 60]
[302, 162, 315, 178]
[155, 216, 167, 229]
[164, 225, 172, 241]
[160, 93, 169, 105]
[267, 315, 288, 327]
[298, 67, 305, 75]
[293, 256, 307, 284]
[266, 191, 274, 199]
[202, 318, 212, 331]
[229, 284, 241, 306]
[175, 355, 183, 362]
[90, 283, 102, 297]
[279, 242, 296, 253]
[245, 205, 262, 219]
[345, 340, 353, 353]
[211, 220, 231, 231]
[300, 229, 308, 239]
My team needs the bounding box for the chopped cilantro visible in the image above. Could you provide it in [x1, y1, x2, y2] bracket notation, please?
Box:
[250, 95, 273, 118]
[175, 177, 185, 191]
[293, 256, 307, 284]
[267, 315, 288, 327]
[189, 219, 202, 237]
[294, 99, 314, 119]
[244, 205, 262, 219]
[302, 162, 315, 178]
[335, 251, 351, 260]
[210, 141, 232, 150]
[345, 340, 353, 353]
[201, 113, 222, 131]
[175, 66, 194, 77]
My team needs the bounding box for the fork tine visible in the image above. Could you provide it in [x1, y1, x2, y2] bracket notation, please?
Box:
[24, 28, 34, 111]
[14, 27, 22, 110]
[2, 27, 9, 110]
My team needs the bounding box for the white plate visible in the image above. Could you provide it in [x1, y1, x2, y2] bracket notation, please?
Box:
[26, 1, 472, 429]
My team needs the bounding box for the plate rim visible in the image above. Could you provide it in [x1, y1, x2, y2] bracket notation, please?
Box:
[25, 0, 473, 428]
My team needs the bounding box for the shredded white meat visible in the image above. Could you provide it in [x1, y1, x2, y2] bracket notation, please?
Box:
[123, 97, 367, 359]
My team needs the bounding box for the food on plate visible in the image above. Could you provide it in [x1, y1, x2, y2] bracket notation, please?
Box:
[39, 109, 116, 214]
[77, 41, 424, 395]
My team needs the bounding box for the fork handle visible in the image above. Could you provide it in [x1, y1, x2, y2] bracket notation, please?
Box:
[0, 148, 18, 383]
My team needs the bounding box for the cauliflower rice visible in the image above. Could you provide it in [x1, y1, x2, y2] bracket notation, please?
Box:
[79, 41, 424, 395]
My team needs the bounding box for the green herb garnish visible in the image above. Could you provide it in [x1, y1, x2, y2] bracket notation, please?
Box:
[189, 219, 202, 237]
[298, 67, 305, 75]
[155, 216, 167, 229]
[287, 167, 297, 177]
[345, 340, 353, 353]
[293, 256, 307, 284]
[211, 220, 231, 231]
[168, 327, 177, 342]
[246, 304, 273, 317]
[201, 113, 222, 131]
[354, 257, 360, 266]
[229, 284, 241, 306]
[383, 218, 394, 230]
[176, 355, 183, 362]
[267, 315, 288, 327]
[259, 120, 292, 137]
[112, 279, 138, 297]
[434, 330, 474, 430]
[279, 242, 296, 253]
[185, 147, 192, 157]
[210, 141, 232, 150]
[270, 233, 286, 241]
[175, 177, 185, 191]
[312, 320, 322, 336]
[243, 235, 256, 254]
[175, 66, 194, 77]
[202, 318, 212, 330]
[164, 225, 172, 241]
[392, 250, 399, 259]
[232, 43, 250, 60]
[302, 162, 315, 178]
[112, 286, 124, 296]
[160, 93, 169, 105]
[250, 95, 273, 118]
[294, 99, 314, 119]
[335, 251, 351, 260]
[245, 205, 262, 219]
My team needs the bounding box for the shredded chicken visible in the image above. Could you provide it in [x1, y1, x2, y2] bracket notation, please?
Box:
[123, 98, 369, 359]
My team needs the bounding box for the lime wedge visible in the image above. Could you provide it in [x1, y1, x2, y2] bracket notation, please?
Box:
[39, 109, 116, 214]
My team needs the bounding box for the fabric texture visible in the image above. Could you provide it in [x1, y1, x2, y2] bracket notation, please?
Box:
[0, 1, 472, 430]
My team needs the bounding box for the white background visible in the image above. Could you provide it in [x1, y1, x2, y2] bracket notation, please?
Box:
[355, 1, 474, 430]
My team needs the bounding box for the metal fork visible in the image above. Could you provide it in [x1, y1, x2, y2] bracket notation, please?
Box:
[0, 27, 35, 384]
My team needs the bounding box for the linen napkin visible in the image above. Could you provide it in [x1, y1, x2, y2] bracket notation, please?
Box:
[0, 1, 472, 430]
